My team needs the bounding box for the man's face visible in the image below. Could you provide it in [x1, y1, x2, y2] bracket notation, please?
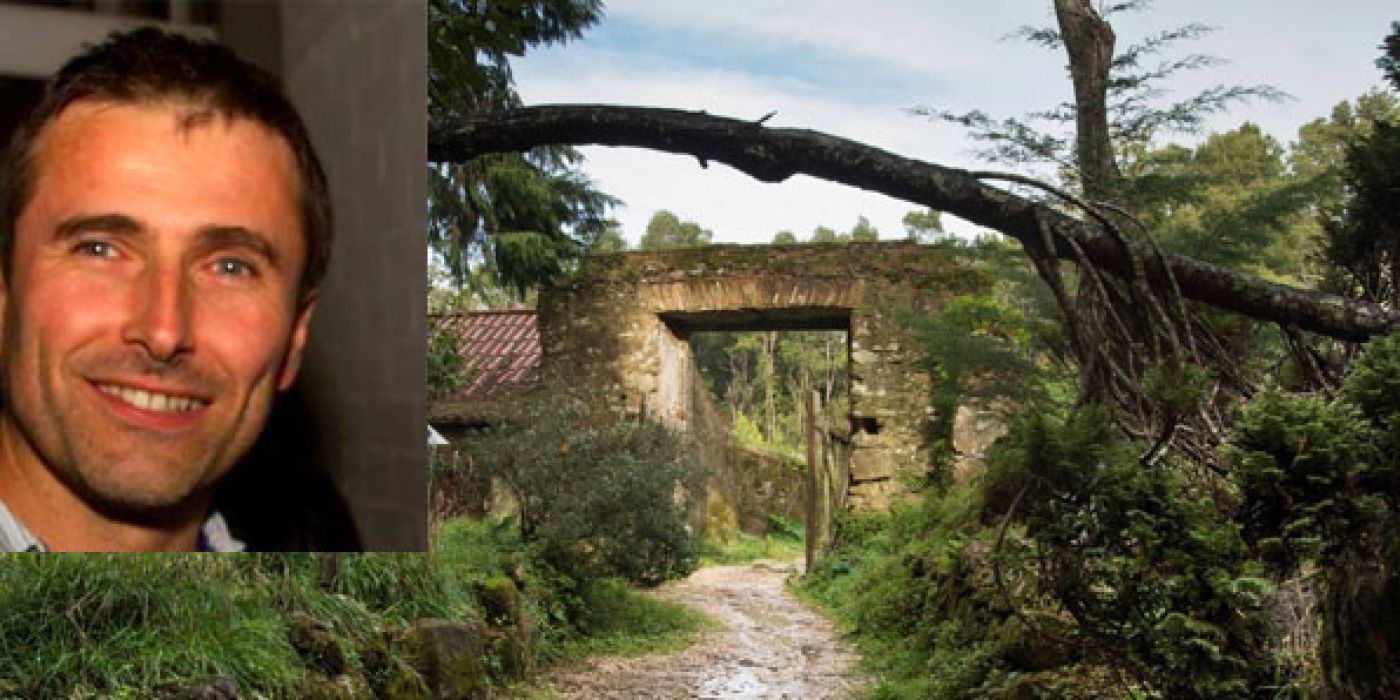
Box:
[0, 101, 313, 517]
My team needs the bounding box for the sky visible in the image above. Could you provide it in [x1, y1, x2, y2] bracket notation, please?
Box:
[513, 1, 1399, 245]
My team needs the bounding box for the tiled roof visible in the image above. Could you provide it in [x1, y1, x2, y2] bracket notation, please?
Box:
[429, 309, 540, 425]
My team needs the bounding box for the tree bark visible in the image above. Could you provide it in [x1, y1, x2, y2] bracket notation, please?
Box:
[430, 104, 1400, 341]
[1054, 0, 1123, 205]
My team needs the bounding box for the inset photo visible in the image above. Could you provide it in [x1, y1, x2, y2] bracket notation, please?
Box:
[0, 1, 426, 552]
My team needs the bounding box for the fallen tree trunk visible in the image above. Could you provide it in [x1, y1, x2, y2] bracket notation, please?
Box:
[430, 104, 1399, 341]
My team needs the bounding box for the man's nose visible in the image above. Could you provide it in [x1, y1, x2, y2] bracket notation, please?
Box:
[121, 265, 194, 363]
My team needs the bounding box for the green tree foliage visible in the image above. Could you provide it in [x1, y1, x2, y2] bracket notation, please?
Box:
[850, 215, 879, 241]
[771, 229, 798, 244]
[637, 210, 713, 250]
[801, 216, 880, 243]
[902, 208, 945, 242]
[427, 318, 466, 401]
[1229, 333, 1400, 695]
[1128, 123, 1322, 276]
[692, 330, 848, 457]
[1379, 21, 1400, 88]
[428, 0, 619, 299]
[983, 406, 1276, 697]
[468, 382, 706, 586]
[1289, 91, 1400, 209]
[589, 220, 629, 253]
[1318, 112, 1400, 305]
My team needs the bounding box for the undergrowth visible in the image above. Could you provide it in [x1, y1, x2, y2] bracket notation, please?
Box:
[555, 578, 713, 659]
[700, 514, 805, 566]
[0, 517, 708, 698]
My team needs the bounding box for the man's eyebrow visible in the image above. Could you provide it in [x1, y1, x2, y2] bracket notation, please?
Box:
[53, 213, 143, 240]
[195, 225, 282, 270]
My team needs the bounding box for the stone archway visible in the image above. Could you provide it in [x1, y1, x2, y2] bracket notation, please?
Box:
[538, 241, 987, 513]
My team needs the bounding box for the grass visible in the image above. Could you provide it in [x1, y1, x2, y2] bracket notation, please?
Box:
[700, 514, 806, 566]
[0, 518, 528, 698]
[0, 555, 304, 698]
[0, 517, 716, 698]
[557, 578, 715, 659]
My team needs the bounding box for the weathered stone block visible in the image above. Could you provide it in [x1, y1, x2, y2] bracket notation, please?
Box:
[475, 577, 523, 628]
[850, 448, 897, 481]
[401, 618, 490, 700]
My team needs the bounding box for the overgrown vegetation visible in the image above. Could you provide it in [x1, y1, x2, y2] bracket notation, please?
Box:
[700, 514, 806, 566]
[795, 16, 1400, 696]
[0, 517, 709, 698]
[801, 332, 1400, 698]
[464, 377, 708, 587]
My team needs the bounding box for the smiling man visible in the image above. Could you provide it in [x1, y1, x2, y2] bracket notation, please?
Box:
[0, 29, 332, 551]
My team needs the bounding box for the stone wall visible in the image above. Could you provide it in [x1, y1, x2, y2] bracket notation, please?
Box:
[538, 241, 989, 512]
[727, 444, 806, 533]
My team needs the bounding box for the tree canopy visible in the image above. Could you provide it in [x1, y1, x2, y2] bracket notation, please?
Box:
[427, 0, 618, 301]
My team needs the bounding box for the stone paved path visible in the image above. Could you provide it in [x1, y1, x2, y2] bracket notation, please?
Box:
[543, 560, 868, 699]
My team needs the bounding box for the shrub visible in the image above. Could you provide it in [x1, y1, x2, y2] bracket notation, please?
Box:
[467, 385, 707, 586]
[1230, 333, 1400, 696]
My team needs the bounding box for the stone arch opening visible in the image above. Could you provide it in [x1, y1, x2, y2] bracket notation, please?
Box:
[538, 242, 987, 523]
[665, 315, 852, 543]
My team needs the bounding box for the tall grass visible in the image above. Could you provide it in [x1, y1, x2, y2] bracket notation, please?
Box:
[0, 554, 301, 697]
[0, 518, 710, 697]
[0, 519, 523, 697]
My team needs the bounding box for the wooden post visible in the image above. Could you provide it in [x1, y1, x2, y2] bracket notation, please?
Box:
[805, 390, 820, 573]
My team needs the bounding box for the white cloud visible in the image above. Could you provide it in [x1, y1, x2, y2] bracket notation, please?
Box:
[604, 0, 1054, 83]
[513, 2, 1400, 245]
[516, 44, 990, 243]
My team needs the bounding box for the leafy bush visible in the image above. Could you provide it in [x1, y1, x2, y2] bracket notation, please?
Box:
[984, 406, 1276, 698]
[467, 386, 707, 586]
[1229, 333, 1400, 695]
[427, 317, 466, 401]
[804, 404, 1284, 698]
[1229, 389, 1378, 572]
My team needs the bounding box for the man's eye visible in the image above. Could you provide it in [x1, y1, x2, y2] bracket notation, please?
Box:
[73, 241, 117, 259]
[213, 258, 256, 277]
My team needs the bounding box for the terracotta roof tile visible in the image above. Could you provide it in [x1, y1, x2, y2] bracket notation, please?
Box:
[429, 309, 541, 425]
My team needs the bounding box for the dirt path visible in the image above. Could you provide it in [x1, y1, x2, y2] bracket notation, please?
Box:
[544, 560, 868, 699]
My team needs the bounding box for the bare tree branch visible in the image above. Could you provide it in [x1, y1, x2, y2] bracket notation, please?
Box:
[429, 104, 1399, 341]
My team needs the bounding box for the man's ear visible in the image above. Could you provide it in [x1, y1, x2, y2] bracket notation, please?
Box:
[276, 293, 316, 391]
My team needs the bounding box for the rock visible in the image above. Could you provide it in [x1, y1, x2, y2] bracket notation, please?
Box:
[152, 676, 240, 699]
[474, 578, 536, 680]
[360, 629, 432, 700]
[475, 577, 522, 627]
[301, 672, 375, 700]
[286, 610, 350, 676]
[401, 618, 491, 700]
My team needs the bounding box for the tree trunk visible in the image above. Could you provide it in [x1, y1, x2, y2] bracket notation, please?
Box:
[1054, 0, 1123, 205]
[430, 105, 1399, 341]
[763, 331, 777, 442]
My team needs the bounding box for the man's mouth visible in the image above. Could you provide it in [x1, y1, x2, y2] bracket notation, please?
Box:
[96, 384, 209, 413]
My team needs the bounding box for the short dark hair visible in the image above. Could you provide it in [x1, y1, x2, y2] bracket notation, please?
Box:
[0, 27, 332, 300]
